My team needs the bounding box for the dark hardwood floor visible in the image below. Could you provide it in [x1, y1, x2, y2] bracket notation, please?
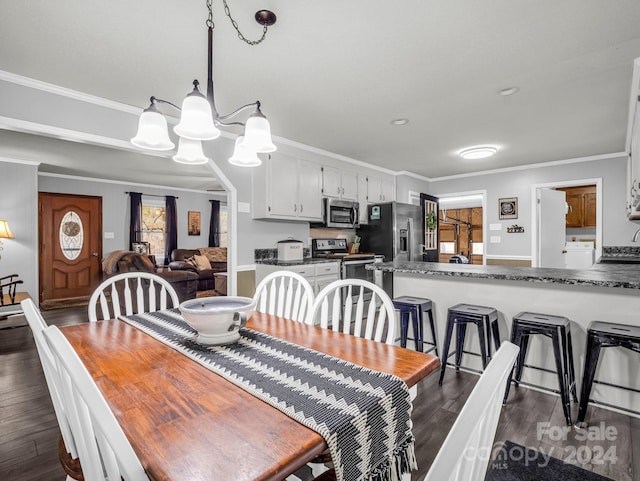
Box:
[1, 306, 637, 481]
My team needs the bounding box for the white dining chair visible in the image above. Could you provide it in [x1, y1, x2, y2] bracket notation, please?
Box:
[307, 279, 397, 345]
[43, 324, 151, 481]
[422, 341, 520, 481]
[88, 272, 180, 322]
[254, 271, 315, 323]
[21, 298, 79, 481]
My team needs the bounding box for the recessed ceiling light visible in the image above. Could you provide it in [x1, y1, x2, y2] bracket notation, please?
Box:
[390, 118, 409, 126]
[459, 146, 498, 160]
[498, 87, 519, 96]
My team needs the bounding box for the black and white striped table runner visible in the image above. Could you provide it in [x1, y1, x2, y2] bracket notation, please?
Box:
[120, 309, 416, 481]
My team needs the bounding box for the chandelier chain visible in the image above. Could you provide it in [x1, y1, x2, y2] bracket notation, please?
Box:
[220, 0, 268, 46]
[206, 0, 214, 29]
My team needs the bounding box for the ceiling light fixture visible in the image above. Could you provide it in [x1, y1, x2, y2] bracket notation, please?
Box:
[390, 118, 409, 126]
[131, 0, 277, 167]
[459, 146, 498, 160]
[498, 86, 519, 96]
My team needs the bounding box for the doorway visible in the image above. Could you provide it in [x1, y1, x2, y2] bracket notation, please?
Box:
[39, 193, 102, 309]
[437, 192, 486, 265]
[532, 179, 602, 267]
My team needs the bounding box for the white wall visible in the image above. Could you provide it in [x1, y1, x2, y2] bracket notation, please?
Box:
[0, 160, 39, 296]
[37, 174, 222, 256]
[427, 155, 636, 258]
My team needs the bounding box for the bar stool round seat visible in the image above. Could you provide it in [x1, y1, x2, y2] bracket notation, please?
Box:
[392, 296, 438, 354]
[438, 303, 500, 386]
[577, 321, 640, 426]
[503, 311, 578, 426]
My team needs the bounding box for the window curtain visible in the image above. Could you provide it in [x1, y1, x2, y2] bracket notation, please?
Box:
[129, 192, 142, 250]
[209, 200, 220, 247]
[165, 196, 178, 265]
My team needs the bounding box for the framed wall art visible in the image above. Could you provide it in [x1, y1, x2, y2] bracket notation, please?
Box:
[499, 197, 518, 220]
[188, 211, 201, 236]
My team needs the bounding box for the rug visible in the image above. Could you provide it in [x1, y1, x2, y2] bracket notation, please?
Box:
[485, 440, 614, 481]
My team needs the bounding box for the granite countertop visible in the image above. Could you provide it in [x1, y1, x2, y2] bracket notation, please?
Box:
[367, 260, 640, 290]
[255, 258, 340, 266]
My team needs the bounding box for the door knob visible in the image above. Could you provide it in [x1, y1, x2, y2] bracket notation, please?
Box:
[92, 252, 100, 257]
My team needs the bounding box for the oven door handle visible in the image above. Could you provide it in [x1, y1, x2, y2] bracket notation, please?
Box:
[342, 259, 375, 266]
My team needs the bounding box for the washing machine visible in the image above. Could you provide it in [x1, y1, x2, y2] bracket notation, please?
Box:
[564, 241, 595, 269]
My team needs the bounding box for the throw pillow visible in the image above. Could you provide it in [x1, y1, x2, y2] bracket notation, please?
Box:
[192, 254, 212, 271]
[184, 256, 199, 269]
[199, 247, 227, 263]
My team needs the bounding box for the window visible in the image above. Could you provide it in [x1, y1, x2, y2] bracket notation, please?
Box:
[141, 197, 166, 264]
[219, 203, 228, 248]
[440, 242, 455, 254]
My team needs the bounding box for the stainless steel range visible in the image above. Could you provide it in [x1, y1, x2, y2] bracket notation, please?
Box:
[312, 238, 380, 283]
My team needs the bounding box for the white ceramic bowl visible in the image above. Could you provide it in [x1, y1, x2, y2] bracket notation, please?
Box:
[178, 296, 256, 345]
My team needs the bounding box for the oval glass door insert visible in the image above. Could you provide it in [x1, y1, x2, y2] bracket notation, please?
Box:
[59, 211, 84, 260]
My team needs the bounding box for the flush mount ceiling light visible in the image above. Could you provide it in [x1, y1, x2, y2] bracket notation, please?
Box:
[131, 0, 277, 167]
[459, 146, 498, 160]
[390, 118, 409, 126]
[498, 86, 519, 96]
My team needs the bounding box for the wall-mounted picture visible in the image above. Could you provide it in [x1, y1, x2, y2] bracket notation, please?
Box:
[499, 197, 518, 219]
[132, 241, 150, 255]
[188, 211, 201, 236]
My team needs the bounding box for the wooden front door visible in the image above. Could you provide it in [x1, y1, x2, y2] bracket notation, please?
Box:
[39, 193, 102, 308]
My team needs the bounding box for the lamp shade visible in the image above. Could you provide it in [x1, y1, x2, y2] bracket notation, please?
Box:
[240, 113, 276, 153]
[173, 138, 209, 165]
[174, 94, 221, 141]
[0, 220, 14, 239]
[229, 136, 262, 167]
[131, 109, 175, 151]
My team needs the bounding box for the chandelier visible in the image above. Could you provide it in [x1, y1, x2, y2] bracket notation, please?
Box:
[131, 0, 277, 167]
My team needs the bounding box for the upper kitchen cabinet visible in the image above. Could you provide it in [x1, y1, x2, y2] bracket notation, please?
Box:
[321, 166, 358, 201]
[366, 174, 395, 203]
[626, 57, 640, 219]
[252, 153, 323, 221]
[558, 185, 596, 228]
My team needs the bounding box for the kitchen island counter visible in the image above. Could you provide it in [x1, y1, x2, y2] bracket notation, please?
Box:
[367, 260, 640, 290]
[368, 260, 640, 415]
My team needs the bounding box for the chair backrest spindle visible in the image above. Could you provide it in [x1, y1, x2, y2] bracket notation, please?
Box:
[253, 271, 314, 323]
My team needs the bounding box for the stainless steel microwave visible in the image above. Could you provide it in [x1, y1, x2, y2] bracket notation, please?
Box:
[323, 198, 359, 228]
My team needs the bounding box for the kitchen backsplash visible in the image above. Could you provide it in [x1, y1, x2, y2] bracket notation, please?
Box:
[254, 248, 311, 261]
[601, 246, 640, 257]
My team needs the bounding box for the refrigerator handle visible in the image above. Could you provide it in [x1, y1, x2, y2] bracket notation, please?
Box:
[407, 217, 413, 260]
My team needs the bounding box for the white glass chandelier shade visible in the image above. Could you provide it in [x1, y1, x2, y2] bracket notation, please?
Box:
[229, 136, 262, 167]
[131, 109, 175, 151]
[173, 138, 209, 165]
[240, 113, 276, 153]
[174, 93, 221, 141]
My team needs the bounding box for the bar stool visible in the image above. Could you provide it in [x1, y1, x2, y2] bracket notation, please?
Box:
[392, 296, 438, 355]
[577, 321, 640, 426]
[503, 312, 577, 426]
[438, 303, 500, 385]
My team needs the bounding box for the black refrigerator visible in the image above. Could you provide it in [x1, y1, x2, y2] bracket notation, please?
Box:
[356, 202, 423, 297]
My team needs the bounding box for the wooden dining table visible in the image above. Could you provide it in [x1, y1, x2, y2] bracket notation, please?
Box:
[60, 311, 440, 481]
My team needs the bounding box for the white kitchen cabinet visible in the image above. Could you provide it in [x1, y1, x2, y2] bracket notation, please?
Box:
[252, 153, 323, 221]
[366, 175, 395, 203]
[255, 262, 340, 297]
[627, 58, 640, 219]
[322, 166, 358, 201]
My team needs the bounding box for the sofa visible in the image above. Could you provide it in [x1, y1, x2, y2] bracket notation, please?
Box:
[169, 247, 227, 292]
[102, 250, 198, 302]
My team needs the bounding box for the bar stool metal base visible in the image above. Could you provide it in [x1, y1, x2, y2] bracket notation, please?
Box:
[503, 311, 577, 426]
[392, 296, 438, 354]
[577, 321, 640, 425]
[438, 303, 500, 386]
